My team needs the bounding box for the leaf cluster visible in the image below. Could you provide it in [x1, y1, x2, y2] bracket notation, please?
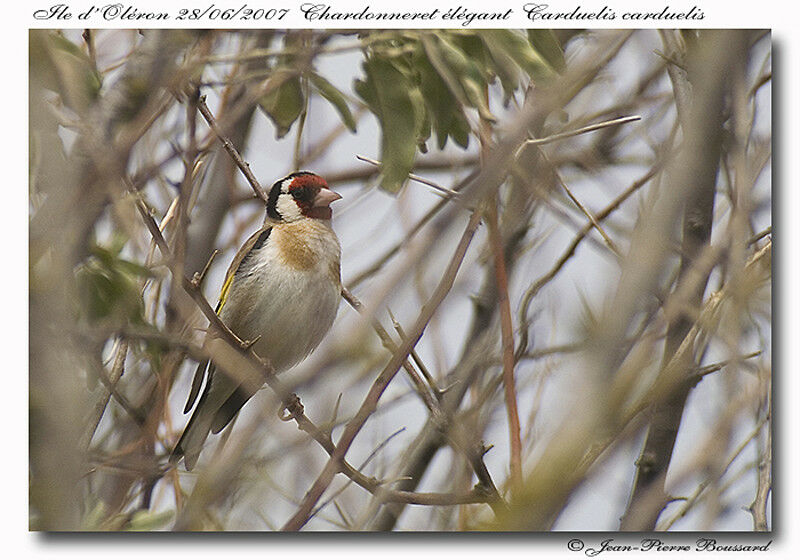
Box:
[29, 30, 102, 113]
[258, 32, 356, 139]
[256, 30, 561, 193]
[353, 30, 559, 192]
[75, 235, 151, 328]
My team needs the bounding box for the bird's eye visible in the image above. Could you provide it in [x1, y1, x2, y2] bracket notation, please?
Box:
[290, 186, 314, 202]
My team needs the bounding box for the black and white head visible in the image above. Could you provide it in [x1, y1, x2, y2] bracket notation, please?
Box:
[266, 171, 341, 223]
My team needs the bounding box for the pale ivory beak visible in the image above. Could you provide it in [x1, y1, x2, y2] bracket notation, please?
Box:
[313, 189, 342, 207]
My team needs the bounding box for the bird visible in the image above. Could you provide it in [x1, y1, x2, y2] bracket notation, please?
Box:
[171, 171, 342, 470]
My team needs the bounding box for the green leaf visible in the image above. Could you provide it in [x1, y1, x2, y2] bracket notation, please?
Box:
[30, 30, 102, 111]
[462, 33, 518, 97]
[76, 245, 151, 326]
[126, 509, 175, 531]
[259, 70, 305, 138]
[450, 116, 470, 149]
[421, 35, 495, 122]
[481, 30, 556, 84]
[414, 50, 470, 150]
[354, 57, 417, 193]
[309, 72, 357, 133]
[80, 500, 108, 530]
[409, 86, 430, 152]
[527, 30, 566, 73]
[104, 232, 129, 257]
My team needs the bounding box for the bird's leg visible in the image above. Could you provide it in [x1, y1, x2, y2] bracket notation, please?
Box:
[190, 249, 219, 289]
[241, 335, 261, 351]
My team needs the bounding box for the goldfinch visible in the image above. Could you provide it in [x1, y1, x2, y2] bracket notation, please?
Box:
[172, 171, 342, 470]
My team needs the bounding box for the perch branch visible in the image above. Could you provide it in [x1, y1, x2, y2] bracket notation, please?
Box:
[282, 210, 485, 531]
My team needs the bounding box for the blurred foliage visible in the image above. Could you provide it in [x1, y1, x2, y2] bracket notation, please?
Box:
[526, 30, 566, 73]
[259, 69, 305, 137]
[75, 235, 151, 327]
[81, 499, 174, 531]
[29, 30, 102, 112]
[355, 29, 558, 192]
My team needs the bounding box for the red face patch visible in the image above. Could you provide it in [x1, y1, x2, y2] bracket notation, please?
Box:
[288, 174, 330, 218]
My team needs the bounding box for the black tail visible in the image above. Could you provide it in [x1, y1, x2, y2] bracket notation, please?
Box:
[170, 362, 214, 470]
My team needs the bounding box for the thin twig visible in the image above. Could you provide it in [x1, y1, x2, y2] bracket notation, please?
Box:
[691, 351, 762, 381]
[521, 115, 642, 149]
[311, 427, 408, 518]
[749, 393, 771, 531]
[134, 195, 264, 370]
[486, 197, 523, 492]
[356, 155, 460, 198]
[298, 107, 367, 168]
[196, 95, 268, 202]
[343, 289, 507, 520]
[81, 339, 130, 450]
[542, 151, 621, 256]
[387, 309, 442, 397]
[347, 198, 448, 288]
[191, 249, 219, 289]
[341, 291, 439, 415]
[657, 402, 769, 530]
[747, 226, 771, 246]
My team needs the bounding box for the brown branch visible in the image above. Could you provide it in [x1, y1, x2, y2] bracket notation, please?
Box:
[286, 393, 494, 507]
[386, 309, 442, 397]
[749, 394, 771, 531]
[342, 288, 505, 512]
[282, 210, 484, 531]
[516, 114, 641, 152]
[486, 197, 523, 492]
[340, 289, 439, 414]
[659, 411, 769, 530]
[196, 94, 268, 202]
[117, 326, 494, 510]
[542, 151, 621, 256]
[81, 339, 130, 450]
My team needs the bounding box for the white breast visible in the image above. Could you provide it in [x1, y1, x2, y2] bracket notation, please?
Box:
[219, 220, 341, 373]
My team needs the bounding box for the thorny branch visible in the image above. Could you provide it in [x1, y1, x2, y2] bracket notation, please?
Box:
[196, 95, 268, 202]
[486, 197, 523, 493]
